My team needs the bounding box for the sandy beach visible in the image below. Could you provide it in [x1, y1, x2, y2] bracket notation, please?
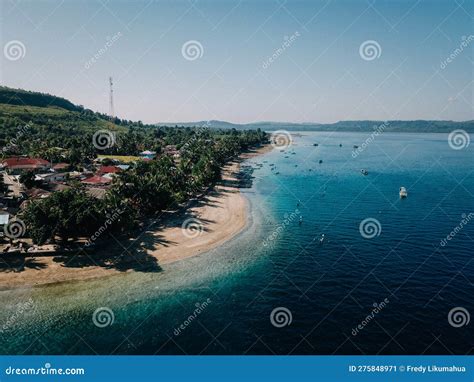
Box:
[0, 145, 272, 289]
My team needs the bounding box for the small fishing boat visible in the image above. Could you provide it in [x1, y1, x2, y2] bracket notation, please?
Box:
[299, 216, 303, 225]
[319, 234, 325, 244]
[399, 187, 408, 198]
[360, 169, 368, 175]
[313, 143, 319, 146]
[319, 160, 323, 164]
[353, 145, 359, 149]
[275, 171, 280, 175]
[339, 144, 342, 147]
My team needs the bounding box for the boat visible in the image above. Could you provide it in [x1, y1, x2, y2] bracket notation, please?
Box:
[353, 145, 359, 149]
[313, 143, 319, 146]
[360, 169, 368, 175]
[339, 144, 342, 147]
[275, 172, 280, 175]
[299, 216, 303, 225]
[399, 187, 408, 198]
[319, 160, 323, 164]
[319, 234, 325, 244]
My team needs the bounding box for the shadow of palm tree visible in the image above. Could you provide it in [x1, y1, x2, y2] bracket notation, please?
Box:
[0, 256, 48, 272]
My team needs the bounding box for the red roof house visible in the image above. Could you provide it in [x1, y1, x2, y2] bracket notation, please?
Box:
[2, 157, 50, 172]
[81, 175, 112, 186]
[97, 165, 121, 175]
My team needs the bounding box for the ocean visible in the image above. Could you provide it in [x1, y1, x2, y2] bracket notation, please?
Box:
[1, 132, 473, 355]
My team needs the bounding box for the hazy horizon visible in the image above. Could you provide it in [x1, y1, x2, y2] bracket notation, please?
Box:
[1, 0, 473, 124]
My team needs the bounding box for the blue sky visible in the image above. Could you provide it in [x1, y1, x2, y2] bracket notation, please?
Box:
[1, 0, 473, 124]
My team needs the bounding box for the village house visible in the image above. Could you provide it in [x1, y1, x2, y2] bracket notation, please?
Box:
[81, 175, 112, 187]
[1, 157, 51, 174]
[35, 172, 68, 184]
[139, 150, 156, 160]
[163, 145, 180, 159]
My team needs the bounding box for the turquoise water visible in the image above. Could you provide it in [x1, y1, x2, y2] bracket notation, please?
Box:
[1, 132, 473, 355]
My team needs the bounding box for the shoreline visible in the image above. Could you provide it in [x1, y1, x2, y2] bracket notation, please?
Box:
[0, 145, 272, 290]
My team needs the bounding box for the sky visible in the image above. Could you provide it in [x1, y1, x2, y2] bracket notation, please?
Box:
[1, 0, 473, 124]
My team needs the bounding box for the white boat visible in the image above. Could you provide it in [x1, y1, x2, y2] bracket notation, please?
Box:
[399, 187, 407, 198]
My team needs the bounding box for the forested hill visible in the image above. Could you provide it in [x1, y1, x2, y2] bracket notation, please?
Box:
[0, 86, 81, 112]
[0, 86, 268, 166]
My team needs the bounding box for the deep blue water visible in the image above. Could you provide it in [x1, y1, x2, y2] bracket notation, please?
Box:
[1, 132, 473, 355]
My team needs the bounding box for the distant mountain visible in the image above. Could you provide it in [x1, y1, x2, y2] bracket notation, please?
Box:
[156, 119, 474, 133]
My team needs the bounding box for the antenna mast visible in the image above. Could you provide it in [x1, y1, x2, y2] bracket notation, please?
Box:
[109, 76, 114, 119]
